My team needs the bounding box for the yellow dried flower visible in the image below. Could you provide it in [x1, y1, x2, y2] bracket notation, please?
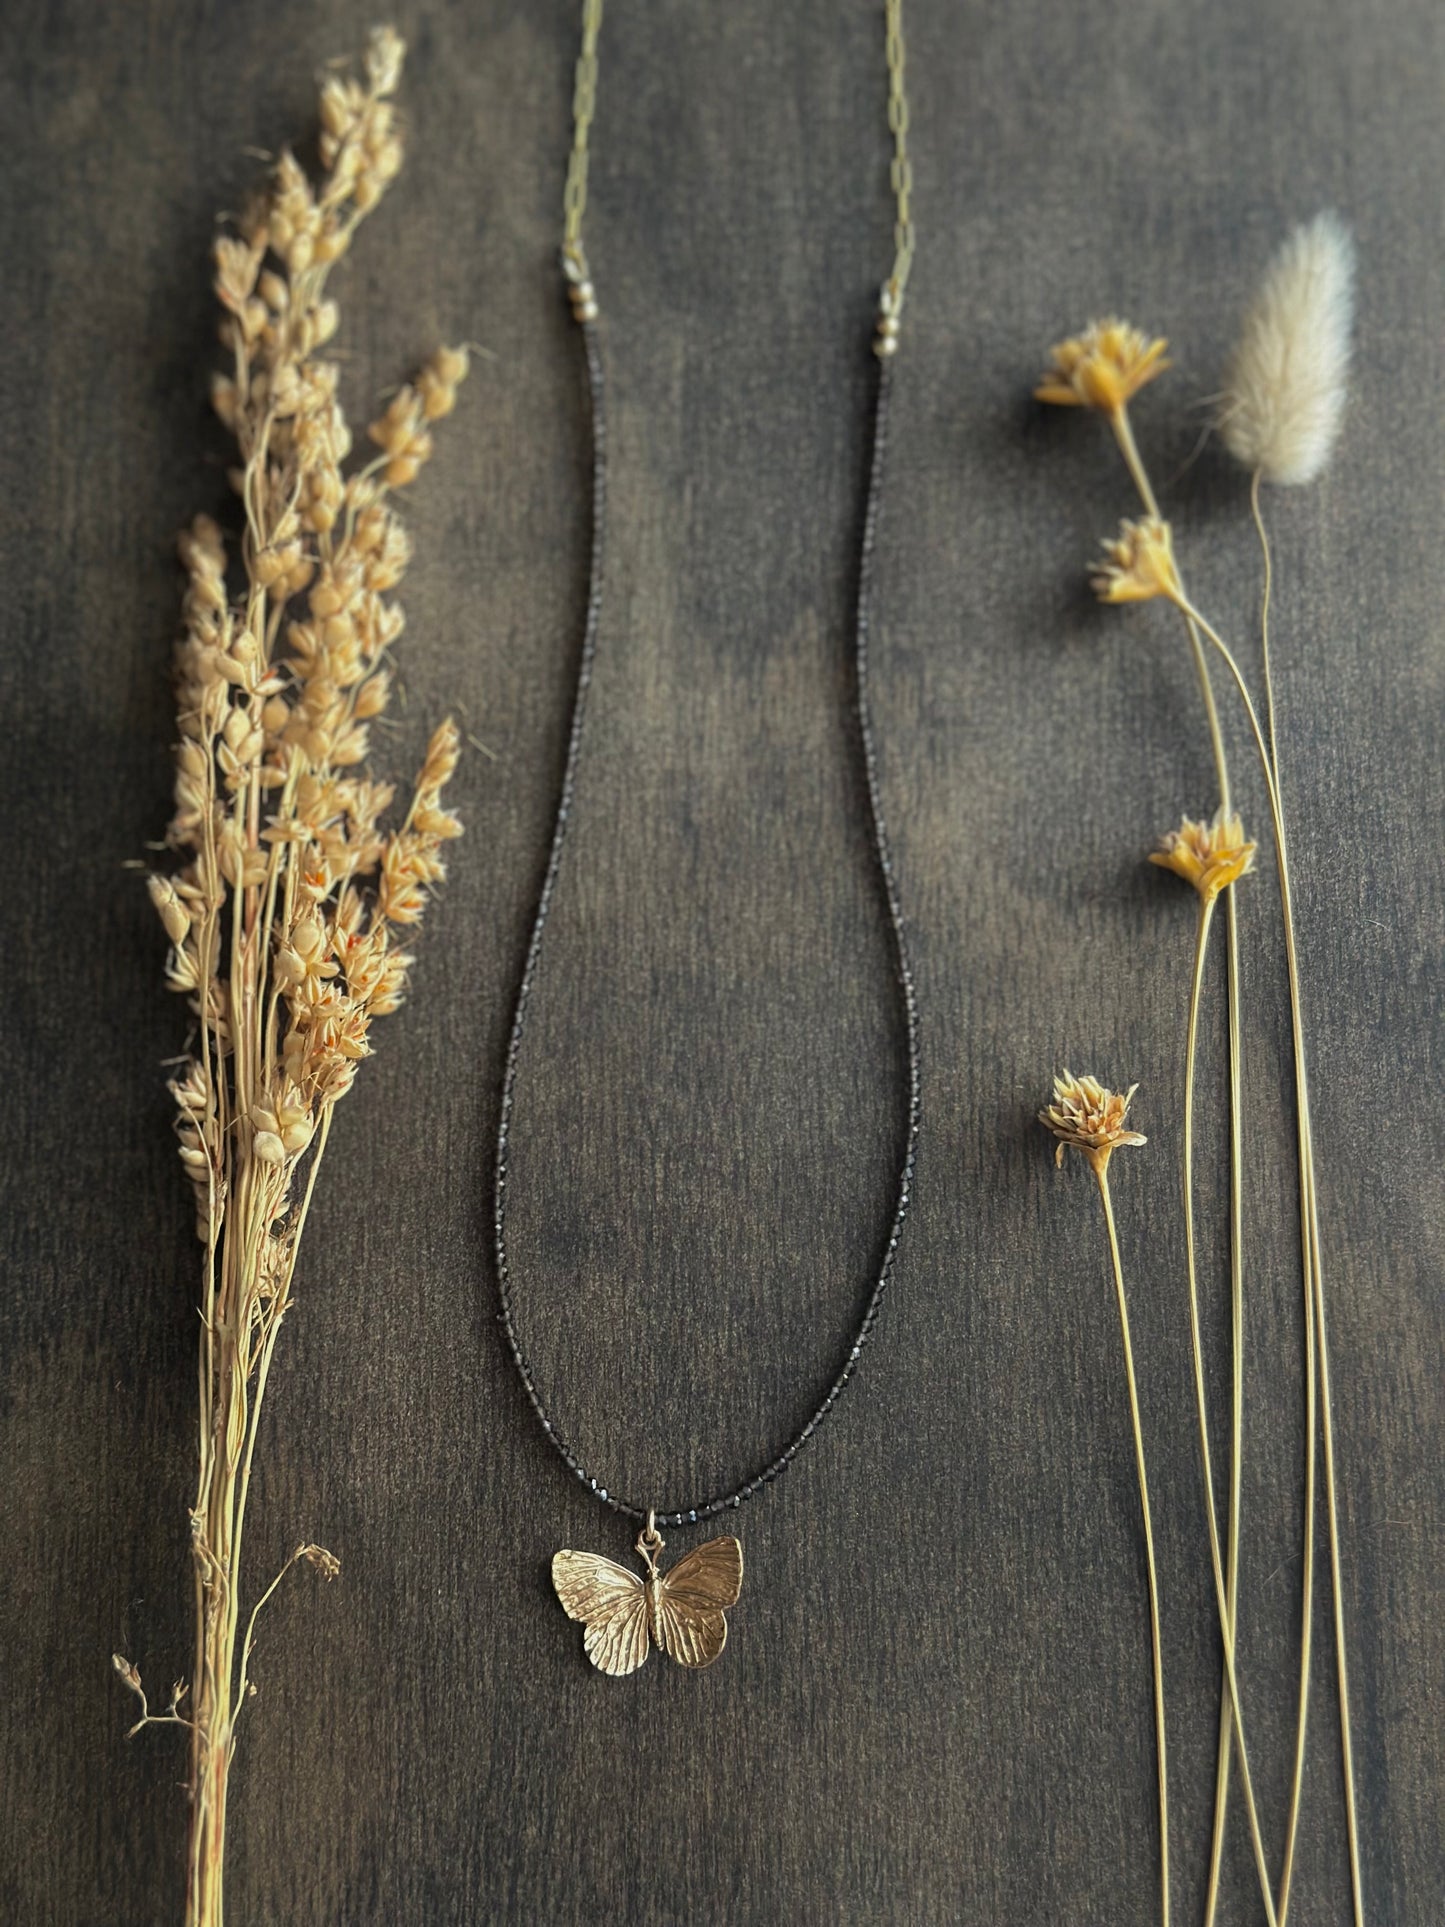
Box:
[1091, 515, 1182, 604]
[1036, 319, 1170, 413]
[1039, 1072, 1147, 1174]
[1150, 809, 1256, 904]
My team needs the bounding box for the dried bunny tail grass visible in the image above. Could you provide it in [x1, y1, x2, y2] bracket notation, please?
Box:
[1219, 211, 1356, 486]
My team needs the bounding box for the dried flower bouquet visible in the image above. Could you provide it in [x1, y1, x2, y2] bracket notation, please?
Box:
[1038, 215, 1363, 1927]
[114, 28, 466, 1926]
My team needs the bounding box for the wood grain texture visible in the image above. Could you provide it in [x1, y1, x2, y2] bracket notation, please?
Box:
[0, 1, 1441, 1921]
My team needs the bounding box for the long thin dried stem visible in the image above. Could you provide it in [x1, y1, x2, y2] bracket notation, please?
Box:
[1249, 470, 1317, 1920]
[1181, 895, 1280, 1927]
[1110, 409, 1253, 1920]
[1248, 475, 1364, 1925]
[1176, 595, 1350, 1927]
[1205, 884, 1247, 1927]
[1094, 1162, 1171, 1927]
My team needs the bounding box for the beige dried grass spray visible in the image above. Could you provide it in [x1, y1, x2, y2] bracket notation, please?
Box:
[114, 29, 468, 1927]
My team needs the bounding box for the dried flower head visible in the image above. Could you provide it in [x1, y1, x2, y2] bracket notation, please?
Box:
[1091, 515, 1182, 604]
[1219, 211, 1356, 485]
[1036, 320, 1171, 413]
[300, 1543, 342, 1582]
[1039, 1072, 1147, 1175]
[1150, 809, 1256, 904]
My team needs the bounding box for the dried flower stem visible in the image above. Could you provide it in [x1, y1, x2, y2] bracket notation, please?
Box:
[1169, 617, 1256, 1927]
[1313, 1187, 1364, 1927]
[1249, 473, 1279, 773]
[1179, 589, 1371, 1927]
[237, 1541, 341, 1719]
[1248, 471, 1315, 1919]
[1173, 593, 1334, 1923]
[113, 1656, 194, 1742]
[1108, 405, 1158, 517]
[1246, 471, 1364, 1925]
[1182, 893, 1279, 1927]
[1094, 1161, 1171, 1927]
[1210, 883, 1247, 1922]
[1108, 411, 1252, 1923]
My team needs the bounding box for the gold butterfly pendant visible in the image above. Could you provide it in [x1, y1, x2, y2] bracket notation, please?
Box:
[552, 1512, 743, 1675]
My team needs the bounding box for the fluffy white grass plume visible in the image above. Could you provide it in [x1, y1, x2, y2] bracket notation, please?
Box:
[1219, 211, 1356, 485]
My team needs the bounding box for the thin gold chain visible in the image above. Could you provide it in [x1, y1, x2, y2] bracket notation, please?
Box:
[883, 0, 914, 314]
[561, 0, 603, 306]
[561, 1, 914, 350]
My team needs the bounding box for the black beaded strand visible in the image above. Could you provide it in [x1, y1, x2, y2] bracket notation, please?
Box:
[492, 304, 921, 1531]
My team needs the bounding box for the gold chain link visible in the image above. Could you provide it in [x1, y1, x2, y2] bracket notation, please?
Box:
[883, 0, 914, 313]
[561, 0, 603, 312]
[562, 1, 913, 348]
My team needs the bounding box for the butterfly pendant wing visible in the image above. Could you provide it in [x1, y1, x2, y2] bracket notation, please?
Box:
[552, 1533, 744, 1673]
[551, 1549, 650, 1676]
[656, 1536, 744, 1669]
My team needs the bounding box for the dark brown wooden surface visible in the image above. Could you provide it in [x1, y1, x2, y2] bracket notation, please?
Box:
[1, 2, 1440, 1921]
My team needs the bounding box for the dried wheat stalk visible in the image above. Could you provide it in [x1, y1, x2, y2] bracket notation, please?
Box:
[113, 28, 466, 1924]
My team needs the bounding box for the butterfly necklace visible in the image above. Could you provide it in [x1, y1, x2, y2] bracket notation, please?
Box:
[493, 0, 919, 1675]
